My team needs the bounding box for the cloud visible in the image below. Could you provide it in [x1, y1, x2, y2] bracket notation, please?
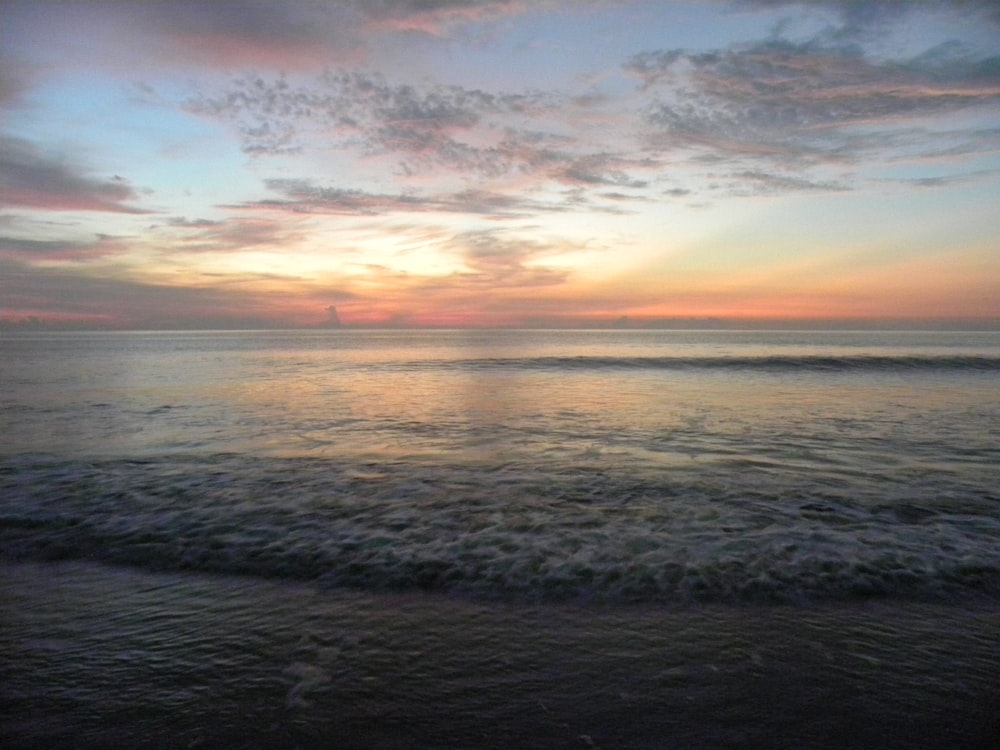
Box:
[0, 254, 315, 329]
[3, 0, 558, 78]
[740, 0, 1000, 33]
[0, 233, 129, 262]
[444, 229, 569, 288]
[0, 136, 152, 214]
[879, 167, 1000, 189]
[358, 0, 529, 34]
[188, 70, 663, 206]
[147, 1, 362, 68]
[166, 216, 308, 254]
[165, 217, 224, 228]
[186, 70, 562, 173]
[0, 63, 35, 110]
[234, 178, 571, 219]
[717, 170, 849, 196]
[631, 38, 1000, 169]
[317, 227, 576, 323]
[556, 154, 650, 188]
[142, 0, 537, 48]
[185, 4, 1000, 205]
[2, 0, 360, 72]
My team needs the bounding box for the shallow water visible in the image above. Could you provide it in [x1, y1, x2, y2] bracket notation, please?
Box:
[1, 329, 999, 746]
[2, 560, 998, 749]
[3, 329, 999, 603]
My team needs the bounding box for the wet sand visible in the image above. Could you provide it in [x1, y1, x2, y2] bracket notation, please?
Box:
[2, 560, 998, 749]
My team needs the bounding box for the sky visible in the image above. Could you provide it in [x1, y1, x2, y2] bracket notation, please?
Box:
[1, 0, 998, 329]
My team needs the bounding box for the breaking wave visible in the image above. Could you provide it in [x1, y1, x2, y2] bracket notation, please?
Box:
[3, 455, 998, 605]
[415, 355, 1000, 373]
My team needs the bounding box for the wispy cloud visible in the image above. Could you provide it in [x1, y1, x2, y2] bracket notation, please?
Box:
[187, 5, 1000, 206]
[170, 216, 307, 253]
[186, 70, 563, 172]
[0, 233, 129, 262]
[357, 0, 531, 34]
[1, 137, 152, 214]
[716, 170, 849, 196]
[742, 0, 1000, 34]
[3, 0, 554, 76]
[165, 217, 224, 228]
[324, 226, 580, 325]
[443, 229, 570, 288]
[0, 253, 329, 328]
[232, 178, 575, 219]
[878, 167, 1000, 189]
[0, 64, 35, 110]
[629, 34, 1000, 171]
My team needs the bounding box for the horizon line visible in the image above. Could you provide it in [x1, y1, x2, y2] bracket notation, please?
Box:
[3, 319, 999, 333]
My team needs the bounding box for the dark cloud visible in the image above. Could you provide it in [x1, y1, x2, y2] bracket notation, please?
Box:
[881, 167, 1000, 189]
[599, 191, 652, 202]
[0, 237, 81, 256]
[0, 234, 129, 261]
[905, 175, 955, 188]
[355, 0, 548, 34]
[740, 0, 1000, 32]
[165, 217, 224, 228]
[3, 0, 554, 76]
[359, 0, 519, 17]
[0, 136, 152, 214]
[629, 36, 1000, 170]
[187, 2, 1000, 204]
[235, 178, 570, 219]
[189, 71, 666, 201]
[0, 64, 35, 110]
[187, 71, 562, 176]
[145, 1, 346, 47]
[2, 0, 359, 71]
[556, 154, 649, 188]
[146, 0, 551, 40]
[149, 0, 535, 40]
[721, 170, 849, 196]
[0, 255, 313, 329]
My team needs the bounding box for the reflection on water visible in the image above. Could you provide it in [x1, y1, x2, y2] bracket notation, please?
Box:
[2, 330, 998, 465]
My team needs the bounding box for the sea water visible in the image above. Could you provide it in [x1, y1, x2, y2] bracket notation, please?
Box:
[2, 329, 999, 747]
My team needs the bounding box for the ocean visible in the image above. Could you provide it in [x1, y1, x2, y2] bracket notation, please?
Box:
[2, 329, 999, 748]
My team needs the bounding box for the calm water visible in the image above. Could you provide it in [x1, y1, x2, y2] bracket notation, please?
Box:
[2, 329, 999, 747]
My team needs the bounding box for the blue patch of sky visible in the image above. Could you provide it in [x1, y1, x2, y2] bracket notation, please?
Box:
[8, 74, 257, 213]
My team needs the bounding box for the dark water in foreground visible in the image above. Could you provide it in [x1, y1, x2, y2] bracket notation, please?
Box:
[1, 329, 999, 746]
[3, 561, 998, 749]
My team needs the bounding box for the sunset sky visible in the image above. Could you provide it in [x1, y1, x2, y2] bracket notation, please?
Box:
[2, 0, 998, 329]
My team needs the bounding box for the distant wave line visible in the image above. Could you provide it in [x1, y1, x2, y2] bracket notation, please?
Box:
[401, 354, 1000, 373]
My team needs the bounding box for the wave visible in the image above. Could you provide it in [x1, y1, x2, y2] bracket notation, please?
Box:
[3, 456, 998, 605]
[411, 354, 1000, 374]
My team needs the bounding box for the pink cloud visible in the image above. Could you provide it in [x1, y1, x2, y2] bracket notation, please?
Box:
[1, 137, 152, 214]
[4, 188, 152, 215]
[363, 1, 528, 35]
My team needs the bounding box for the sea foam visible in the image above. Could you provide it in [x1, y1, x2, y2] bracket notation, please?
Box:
[3, 455, 998, 604]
